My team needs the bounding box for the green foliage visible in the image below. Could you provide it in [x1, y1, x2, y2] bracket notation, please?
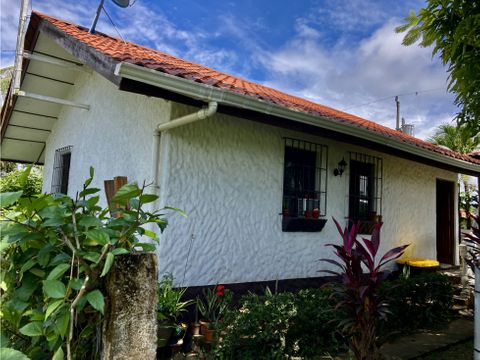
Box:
[286, 287, 345, 358]
[197, 285, 232, 325]
[215, 289, 295, 359]
[0, 166, 42, 197]
[215, 287, 345, 359]
[379, 272, 454, 334]
[157, 273, 194, 324]
[321, 219, 409, 360]
[0, 166, 176, 359]
[428, 123, 479, 154]
[396, 1, 480, 132]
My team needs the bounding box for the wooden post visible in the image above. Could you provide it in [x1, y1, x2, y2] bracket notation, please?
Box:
[102, 253, 158, 359]
[104, 176, 128, 216]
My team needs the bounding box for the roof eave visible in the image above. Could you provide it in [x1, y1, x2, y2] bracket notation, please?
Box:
[115, 61, 480, 176]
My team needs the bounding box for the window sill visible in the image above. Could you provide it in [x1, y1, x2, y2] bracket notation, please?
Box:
[282, 218, 327, 232]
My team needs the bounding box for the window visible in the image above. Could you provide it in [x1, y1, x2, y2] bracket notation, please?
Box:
[348, 152, 382, 233]
[282, 138, 328, 232]
[51, 146, 72, 194]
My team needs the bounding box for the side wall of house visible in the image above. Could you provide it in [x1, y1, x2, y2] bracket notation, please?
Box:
[159, 104, 458, 287]
[42, 73, 171, 201]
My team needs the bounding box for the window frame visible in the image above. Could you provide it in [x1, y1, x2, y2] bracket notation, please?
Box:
[347, 152, 383, 234]
[281, 138, 328, 232]
[51, 146, 73, 194]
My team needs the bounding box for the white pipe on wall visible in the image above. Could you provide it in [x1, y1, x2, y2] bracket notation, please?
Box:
[152, 101, 218, 190]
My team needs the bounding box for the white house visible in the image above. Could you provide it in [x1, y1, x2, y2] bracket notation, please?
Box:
[2, 11, 479, 288]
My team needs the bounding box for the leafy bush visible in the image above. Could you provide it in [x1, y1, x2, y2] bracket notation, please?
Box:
[286, 287, 345, 357]
[380, 272, 454, 334]
[215, 287, 345, 359]
[0, 166, 42, 196]
[215, 289, 296, 359]
[0, 167, 179, 359]
[321, 219, 409, 359]
[157, 273, 194, 323]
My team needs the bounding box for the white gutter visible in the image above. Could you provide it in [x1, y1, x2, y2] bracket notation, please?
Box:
[152, 101, 218, 190]
[115, 62, 480, 175]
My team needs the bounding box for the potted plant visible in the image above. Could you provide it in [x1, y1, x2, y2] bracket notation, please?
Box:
[157, 273, 194, 348]
[196, 284, 232, 343]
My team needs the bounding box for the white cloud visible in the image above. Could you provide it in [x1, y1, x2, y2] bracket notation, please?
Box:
[259, 19, 456, 140]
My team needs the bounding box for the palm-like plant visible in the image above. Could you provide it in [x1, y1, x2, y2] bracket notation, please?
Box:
[429, 123, 480, 228]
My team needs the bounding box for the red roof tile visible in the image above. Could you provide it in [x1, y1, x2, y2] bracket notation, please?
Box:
[33, 11, 480, 166]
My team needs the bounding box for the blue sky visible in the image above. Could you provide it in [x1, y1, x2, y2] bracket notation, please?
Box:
[1, 0, 458, 139]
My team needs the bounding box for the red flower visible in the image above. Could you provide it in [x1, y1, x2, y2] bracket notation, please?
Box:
[215, 285, 225, 297]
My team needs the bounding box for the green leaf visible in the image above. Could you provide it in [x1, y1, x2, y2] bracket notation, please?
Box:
[20, 259, 37, 273]
[164, 205, 187, 217]
[111, 248, 129, 256]
[78, 216, 103, 228]
[79, 188, 100, 198]
[68, 278, 84, 291]
[136, 243, 156, 252]
[29, 268, 46, 278]
[19, 322, 43, 337]
[0, 191, 23, 208]
[18, 164, 33, 187]
[47, 264, 71, 280]
[100, 253, 114, 277]
[111, 183, 142, 205]
[54, 311, 70, 339]
[0, 347, 31, 360]
[84, 229, 110, 246]
[43, 280, 66, 299]
[139, 194, 158, 204]
[79, 251, 100, 263]
[143, 229, 157, 240]
[86, 290, 104, 314]
[52, 346, 64, 360]
[45, 299, 64, 320]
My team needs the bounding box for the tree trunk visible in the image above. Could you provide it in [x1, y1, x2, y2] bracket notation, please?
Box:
[102, 253, 158, 360]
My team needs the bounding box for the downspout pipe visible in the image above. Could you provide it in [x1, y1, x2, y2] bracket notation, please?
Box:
[152, 101, 218, 189]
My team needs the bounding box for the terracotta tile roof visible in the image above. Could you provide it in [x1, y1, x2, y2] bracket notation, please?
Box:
[33, 11, 480, 166]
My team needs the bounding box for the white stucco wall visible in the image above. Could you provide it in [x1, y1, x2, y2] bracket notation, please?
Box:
[42, 72, 170, 200]
[41, 76, 459, 287]
[159, 104, 458, 287]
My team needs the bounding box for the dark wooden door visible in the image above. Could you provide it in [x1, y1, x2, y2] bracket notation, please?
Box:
[436, 179, 455, 264]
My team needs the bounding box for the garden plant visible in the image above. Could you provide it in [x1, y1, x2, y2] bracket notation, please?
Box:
[321, 218, 409, 360]
[0, 166, 182, 359]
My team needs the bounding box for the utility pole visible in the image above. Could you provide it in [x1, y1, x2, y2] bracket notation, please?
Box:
[395, 96, 400, 131]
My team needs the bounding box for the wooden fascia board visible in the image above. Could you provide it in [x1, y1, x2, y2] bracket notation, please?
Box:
[36, 20, 121, 86]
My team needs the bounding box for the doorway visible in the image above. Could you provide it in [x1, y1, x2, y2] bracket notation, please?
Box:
[436, 179, 455, 264]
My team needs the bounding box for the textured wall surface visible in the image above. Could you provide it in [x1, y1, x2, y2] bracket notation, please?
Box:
[159, 104, 458, 287]
[41, 77, 458, 287]
[42, 72, 170, 202]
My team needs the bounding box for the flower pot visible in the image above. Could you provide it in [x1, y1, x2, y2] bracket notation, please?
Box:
[157, 323, 173, 348]
[191, 322, 201, 336]
[203, 328, 216, 344]
[312, 208, 320, 219]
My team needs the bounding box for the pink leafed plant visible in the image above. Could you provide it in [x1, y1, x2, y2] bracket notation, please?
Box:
[321, 218, 409, 360]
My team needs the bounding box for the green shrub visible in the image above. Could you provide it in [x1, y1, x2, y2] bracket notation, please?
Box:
[215, 289, 295, 359]
[286, 287, 345, 357]
[380, 272, 454, 335]
[0, 166, 42, 196]
[215, 287, 345, 359]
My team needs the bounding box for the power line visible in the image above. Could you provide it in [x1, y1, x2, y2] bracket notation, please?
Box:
[343, 87, 446, 111]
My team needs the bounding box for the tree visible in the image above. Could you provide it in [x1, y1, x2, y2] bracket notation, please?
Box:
[396, 1, 480, 133]
[428, 122, 480, 227]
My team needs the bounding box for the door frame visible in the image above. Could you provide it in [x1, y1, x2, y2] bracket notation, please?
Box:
[436, 178, 456, 264]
